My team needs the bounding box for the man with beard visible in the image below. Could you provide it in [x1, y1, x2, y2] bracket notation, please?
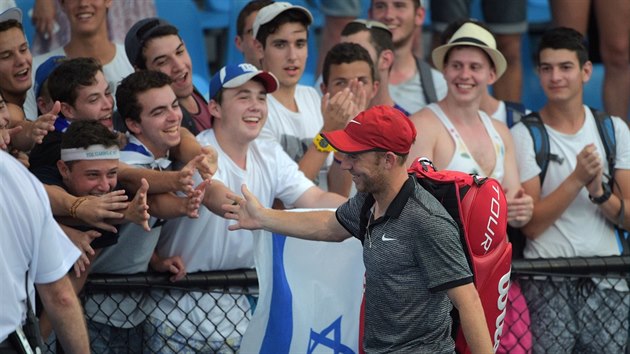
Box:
[223, 104, 492, 353]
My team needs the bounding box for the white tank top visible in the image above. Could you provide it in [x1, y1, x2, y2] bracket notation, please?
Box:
[428, 103, 505, 181]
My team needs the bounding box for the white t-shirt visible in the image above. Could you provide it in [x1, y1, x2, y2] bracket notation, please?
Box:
[511, 105, 630, 259]
[388, 67, 447, 115]
[152, 129, 315, 341]
[24, 43, 134, 120]
[0, 151, 80, 341]
[259, 84, 332, 189]
[84, 136, 166, 328]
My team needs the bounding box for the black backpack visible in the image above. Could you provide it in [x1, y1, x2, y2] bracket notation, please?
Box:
[504, 101, 527, 128]
[521, 107, 616, 186]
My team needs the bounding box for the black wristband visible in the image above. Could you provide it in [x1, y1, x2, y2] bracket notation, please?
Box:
[589, 182, 612, 205]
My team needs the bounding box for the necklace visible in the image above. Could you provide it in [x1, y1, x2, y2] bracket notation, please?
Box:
[365, 206, 391, 248]
[366, 209, 374, 248]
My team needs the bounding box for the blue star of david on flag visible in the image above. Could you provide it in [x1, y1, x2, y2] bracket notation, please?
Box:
[308, 316, 355, 354]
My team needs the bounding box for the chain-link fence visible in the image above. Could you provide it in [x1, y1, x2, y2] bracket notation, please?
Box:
[45, 257, 629, 353]
[503, 256, 630, 354]
[45, 269, 258, 354]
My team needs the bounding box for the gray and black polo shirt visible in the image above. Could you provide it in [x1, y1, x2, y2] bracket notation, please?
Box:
[336, 175, 473, 353]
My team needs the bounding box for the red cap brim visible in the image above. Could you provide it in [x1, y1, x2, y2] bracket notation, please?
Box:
[321, 130, 376, 154]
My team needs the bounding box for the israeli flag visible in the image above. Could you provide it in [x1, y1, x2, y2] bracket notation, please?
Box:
[241, 218, 365, 354]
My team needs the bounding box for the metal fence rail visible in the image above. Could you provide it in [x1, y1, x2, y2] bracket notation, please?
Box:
[46, 257, 629, 353]
[86, 269, 259, 291]
[512, 255, 630, 276]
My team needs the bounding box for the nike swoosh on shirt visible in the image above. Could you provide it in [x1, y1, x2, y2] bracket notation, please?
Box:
[381, 234, 396, 241]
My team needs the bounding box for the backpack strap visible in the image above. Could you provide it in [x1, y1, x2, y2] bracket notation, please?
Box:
[416, 57, 438, 104]
[589, 107, 616, 182]
[588, 107, 628, 254]
[520, 112, 552, 185]
[180, 105, 200, 135]
[504, 101, 527, 127]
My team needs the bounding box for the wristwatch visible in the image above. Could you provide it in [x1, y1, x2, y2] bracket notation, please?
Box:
[313, 134, 335, 153]
[589, 182, 612, 205]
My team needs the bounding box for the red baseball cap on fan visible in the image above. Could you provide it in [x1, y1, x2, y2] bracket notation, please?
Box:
[322, 105, 417, 155]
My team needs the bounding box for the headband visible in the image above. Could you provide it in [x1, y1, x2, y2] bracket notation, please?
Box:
[60, 144, 120, 162]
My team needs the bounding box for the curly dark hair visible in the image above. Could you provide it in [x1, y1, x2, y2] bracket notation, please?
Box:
[322, 42, 375, 86]
[116, 70, 173, 127]
[47, 57, 103, 107]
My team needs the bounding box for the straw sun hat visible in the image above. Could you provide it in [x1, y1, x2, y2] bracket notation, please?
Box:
[432, 22, 507, 79]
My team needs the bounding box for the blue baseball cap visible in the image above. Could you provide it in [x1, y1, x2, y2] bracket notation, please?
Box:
[35, 55, 66, 97]
[209, 63, 278, 100]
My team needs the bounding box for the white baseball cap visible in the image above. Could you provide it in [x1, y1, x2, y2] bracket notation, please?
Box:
[252, 2, 313, 39]
[0, 7, 22, 24]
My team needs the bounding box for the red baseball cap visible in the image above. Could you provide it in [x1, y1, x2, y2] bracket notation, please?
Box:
[322, 105, 417, 155]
